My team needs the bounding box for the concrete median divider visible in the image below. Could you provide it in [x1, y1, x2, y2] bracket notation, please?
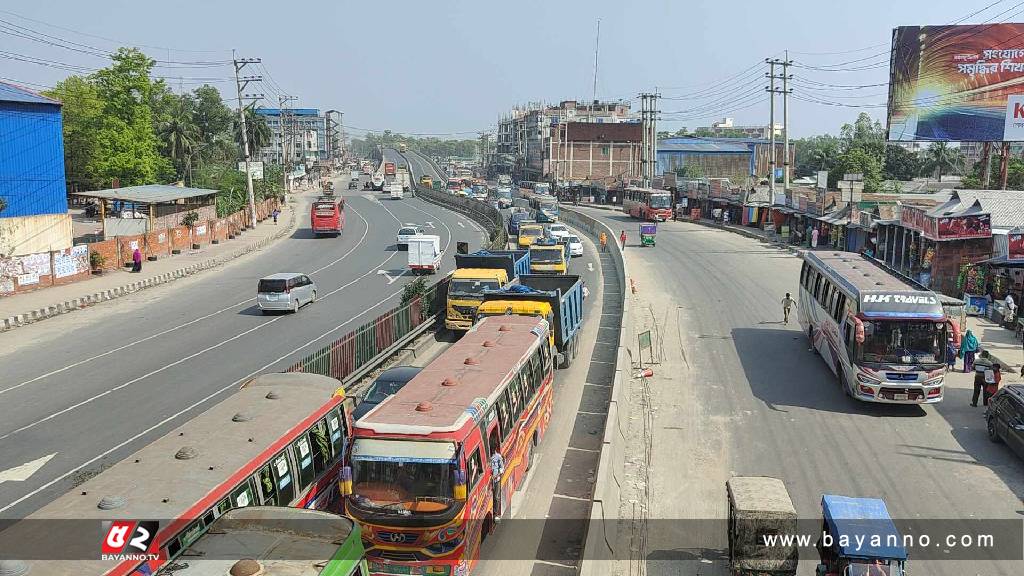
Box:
[560, 206, 631, 574]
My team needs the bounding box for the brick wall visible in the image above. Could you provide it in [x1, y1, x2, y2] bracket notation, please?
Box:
[170, 226, 191, 252]
[151, 203, 217, 230]
[143, 229, 171, 258]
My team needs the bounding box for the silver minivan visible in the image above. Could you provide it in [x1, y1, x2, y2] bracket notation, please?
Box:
[257, 273, 317, 314]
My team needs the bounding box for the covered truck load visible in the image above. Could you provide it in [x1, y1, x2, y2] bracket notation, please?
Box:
[478, 274, 583, 368]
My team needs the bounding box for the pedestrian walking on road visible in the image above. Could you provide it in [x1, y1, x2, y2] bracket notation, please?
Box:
[131, 247, 142, 273]
[945, 337, 957, 372]
[984, 363, 1002, 406]
[971, 350, 994, 407]
[599, 231, 608, 252]
[619, 230, 627, 249]
[959, 329, 979, 373]
[781, 293, 797, 324]
[811, 227, 820, 248]
[272, 208, 280, 225]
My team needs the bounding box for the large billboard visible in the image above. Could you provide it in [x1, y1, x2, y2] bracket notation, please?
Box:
[887, 24, 1024, 142]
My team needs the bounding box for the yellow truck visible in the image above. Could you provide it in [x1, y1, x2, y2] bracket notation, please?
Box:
[419, 175, 433, 188]
[517, 222, 544, 249]
[445, 250, 531, 331]
[476, 274, 584, 368]
[529, 239, 568, 275]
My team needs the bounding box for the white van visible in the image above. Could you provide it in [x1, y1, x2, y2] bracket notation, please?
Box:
[407, 235, 442, 274]
[257, 273, 316, 314]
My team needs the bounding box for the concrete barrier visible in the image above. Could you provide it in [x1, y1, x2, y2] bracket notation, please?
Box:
[560, 206, 632, 573]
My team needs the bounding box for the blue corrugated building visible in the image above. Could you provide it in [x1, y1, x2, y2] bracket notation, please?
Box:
[0, 81, 71, 255]
[657, 137, 790, 184]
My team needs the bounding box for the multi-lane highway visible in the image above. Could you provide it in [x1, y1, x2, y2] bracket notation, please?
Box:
[0, 175, 487, 519]
[576, 207, 1024, 576]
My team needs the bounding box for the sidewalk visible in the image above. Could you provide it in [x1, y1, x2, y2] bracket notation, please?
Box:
[0, 201, 297, 332]
[686, 216, 1024, 372]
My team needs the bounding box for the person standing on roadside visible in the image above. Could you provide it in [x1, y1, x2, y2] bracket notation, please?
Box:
[619, 230, 627, 249]
[971, 350, 994, 407]
[959, 329, 979, 373]
[131, 247, 142, 273]
[599, 231, 608, 252]
[945, 337, 957, 372]
[811, 227, 820, 248]
[272, 208, 280, 225]
[781, 292, 797, 324]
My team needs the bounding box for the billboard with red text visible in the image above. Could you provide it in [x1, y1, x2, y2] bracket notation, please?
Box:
[887, 24, 1024, 142]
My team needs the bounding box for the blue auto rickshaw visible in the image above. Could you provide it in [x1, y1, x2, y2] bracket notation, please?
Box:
[816, 495, 907, 576]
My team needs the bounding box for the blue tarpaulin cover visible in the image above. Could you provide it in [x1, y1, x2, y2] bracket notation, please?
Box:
[821, 495, 907, 560]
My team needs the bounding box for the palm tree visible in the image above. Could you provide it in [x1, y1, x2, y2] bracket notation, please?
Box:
[235, 110, 272, 157]
[159, 98, 199, 185]
[925, 142, 958, 180]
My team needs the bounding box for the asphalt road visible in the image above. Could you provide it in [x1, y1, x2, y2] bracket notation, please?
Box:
[576, 207, 1024, 576]
[0, 175, 487, 520]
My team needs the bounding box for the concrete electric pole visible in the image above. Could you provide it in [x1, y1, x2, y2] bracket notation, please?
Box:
[279, 94, 298, 194]
[233, 53, 262, 227]
[766, 56, 792, 197]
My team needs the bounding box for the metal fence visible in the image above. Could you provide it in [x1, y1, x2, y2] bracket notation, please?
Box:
[414, 185, 508, 250]
[286, 279, 448, 383]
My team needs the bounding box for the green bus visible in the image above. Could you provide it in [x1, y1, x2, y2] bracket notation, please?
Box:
[160, 506, 368, 576]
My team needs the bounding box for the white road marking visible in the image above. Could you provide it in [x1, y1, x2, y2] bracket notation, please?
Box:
[0, 203, 373, 398]
[0, 453, 56, 484]
[458, 221, 466, 228]
[0, 285, 415, 514]
[424, 221, 436, 229]
[588, 262, 594, 272]
[0, 244, 401, 443]
[377, 269, 406, 285]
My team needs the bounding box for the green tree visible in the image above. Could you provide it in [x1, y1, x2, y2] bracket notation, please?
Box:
[833, 147, 883, 193]
[839, 112, 885, 158]
[793, 135, 841, 177]
[922, 142, 961, 180]
[190, 85, 235, 156]
[235, 109, 271, 154]
[158, 95, 199, 184]
[90, 47, 169, 186]
[44, 76, 104, 190]
[883, 144, 921, 181]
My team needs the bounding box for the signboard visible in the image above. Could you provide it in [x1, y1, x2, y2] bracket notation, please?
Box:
[816, 170, 828, 190]
[1009, 227, 1024, 260]
[238, 161, 264, 180]
[860, 292, 944, 320]
[901, 205, 992, 240]
[888, 24, 1024, 141]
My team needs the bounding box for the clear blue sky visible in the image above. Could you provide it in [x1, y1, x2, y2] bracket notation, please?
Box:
[1, 0, 1014, 138]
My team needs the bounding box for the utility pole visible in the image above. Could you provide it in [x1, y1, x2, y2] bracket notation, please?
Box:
[233, 53, 262, 228]
[279, 95, 298, 195]
[982, 142, 992, 188]
[591, 18, 601, 123]
[638, 92, 660, 185]
[766, 56, 792, 198]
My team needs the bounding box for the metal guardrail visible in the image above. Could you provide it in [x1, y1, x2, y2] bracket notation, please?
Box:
[286, 280, 449, 387]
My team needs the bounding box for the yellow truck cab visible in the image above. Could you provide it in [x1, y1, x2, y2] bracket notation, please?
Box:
[477, 299, 556, 349]
[529, 241, 567, 274]
[445, 268, 509, 330]
[517, 223, 544, 248]
[419, 175, 433, 188]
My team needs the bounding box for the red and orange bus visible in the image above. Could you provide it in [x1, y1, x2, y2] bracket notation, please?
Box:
[312, 195, 345, 236]
[3, 373, 352, 576]
[344, 315, 555, 576]
[623, 186, 673, 221]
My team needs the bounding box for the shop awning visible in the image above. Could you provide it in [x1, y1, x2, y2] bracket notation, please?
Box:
[979, 255, 1024, 268]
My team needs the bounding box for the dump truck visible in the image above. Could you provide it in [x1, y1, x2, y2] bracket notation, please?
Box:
[477, 274, 584, 368]
[529, 239, 568, 275]
[445, 250, 531, 331]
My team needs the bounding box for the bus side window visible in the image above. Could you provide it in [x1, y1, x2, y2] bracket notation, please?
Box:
[291, 435, 315, 493]
[271, 452, 295, 505]
[230, 477, 256, 509]
[309, 419, 332, 475]
[813, 273, 823, 300]
[327, 408, 345, 457]
[800, 262, 808, 286]
[256, 465, 278, 506]
[540, 341, 552, 374]
[833, 294, 846, 323]
[530, 351, 543, 388]
[496, 391, 512, 440]
[467, 447, 483, 489]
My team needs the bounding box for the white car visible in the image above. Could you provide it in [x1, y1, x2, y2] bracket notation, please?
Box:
[547, 223, 570, 242]
[567, 234, 583, 257]
[396, 224, 424, 249]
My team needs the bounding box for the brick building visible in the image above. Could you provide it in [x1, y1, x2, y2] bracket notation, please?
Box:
[548, 122, 642, 183]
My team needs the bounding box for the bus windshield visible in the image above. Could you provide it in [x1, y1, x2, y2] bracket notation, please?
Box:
[649, 194, 672, 208]
[350, 440, 457, 515]
[860, 319, 945, 366]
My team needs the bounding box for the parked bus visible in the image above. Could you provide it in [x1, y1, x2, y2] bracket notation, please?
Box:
[623, 187, 673, 221]
[344, 315, 556, 576]
[165, 507, 368, 576]
[798, 252, 954, 404]
[5, 373, 352, 576]
[311, 195, 345, 236]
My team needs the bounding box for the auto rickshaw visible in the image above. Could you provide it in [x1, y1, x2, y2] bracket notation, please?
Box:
[816, 495, 907, 576]
[639, 223, 657, 247]
[726, 476, 799, 576]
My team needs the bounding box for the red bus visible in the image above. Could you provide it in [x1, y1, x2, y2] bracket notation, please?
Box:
[345, 315, 556, 576]
[312, 195, 345, 236]
[623, 186, 673, 221]
[4, 373, 353, 576]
